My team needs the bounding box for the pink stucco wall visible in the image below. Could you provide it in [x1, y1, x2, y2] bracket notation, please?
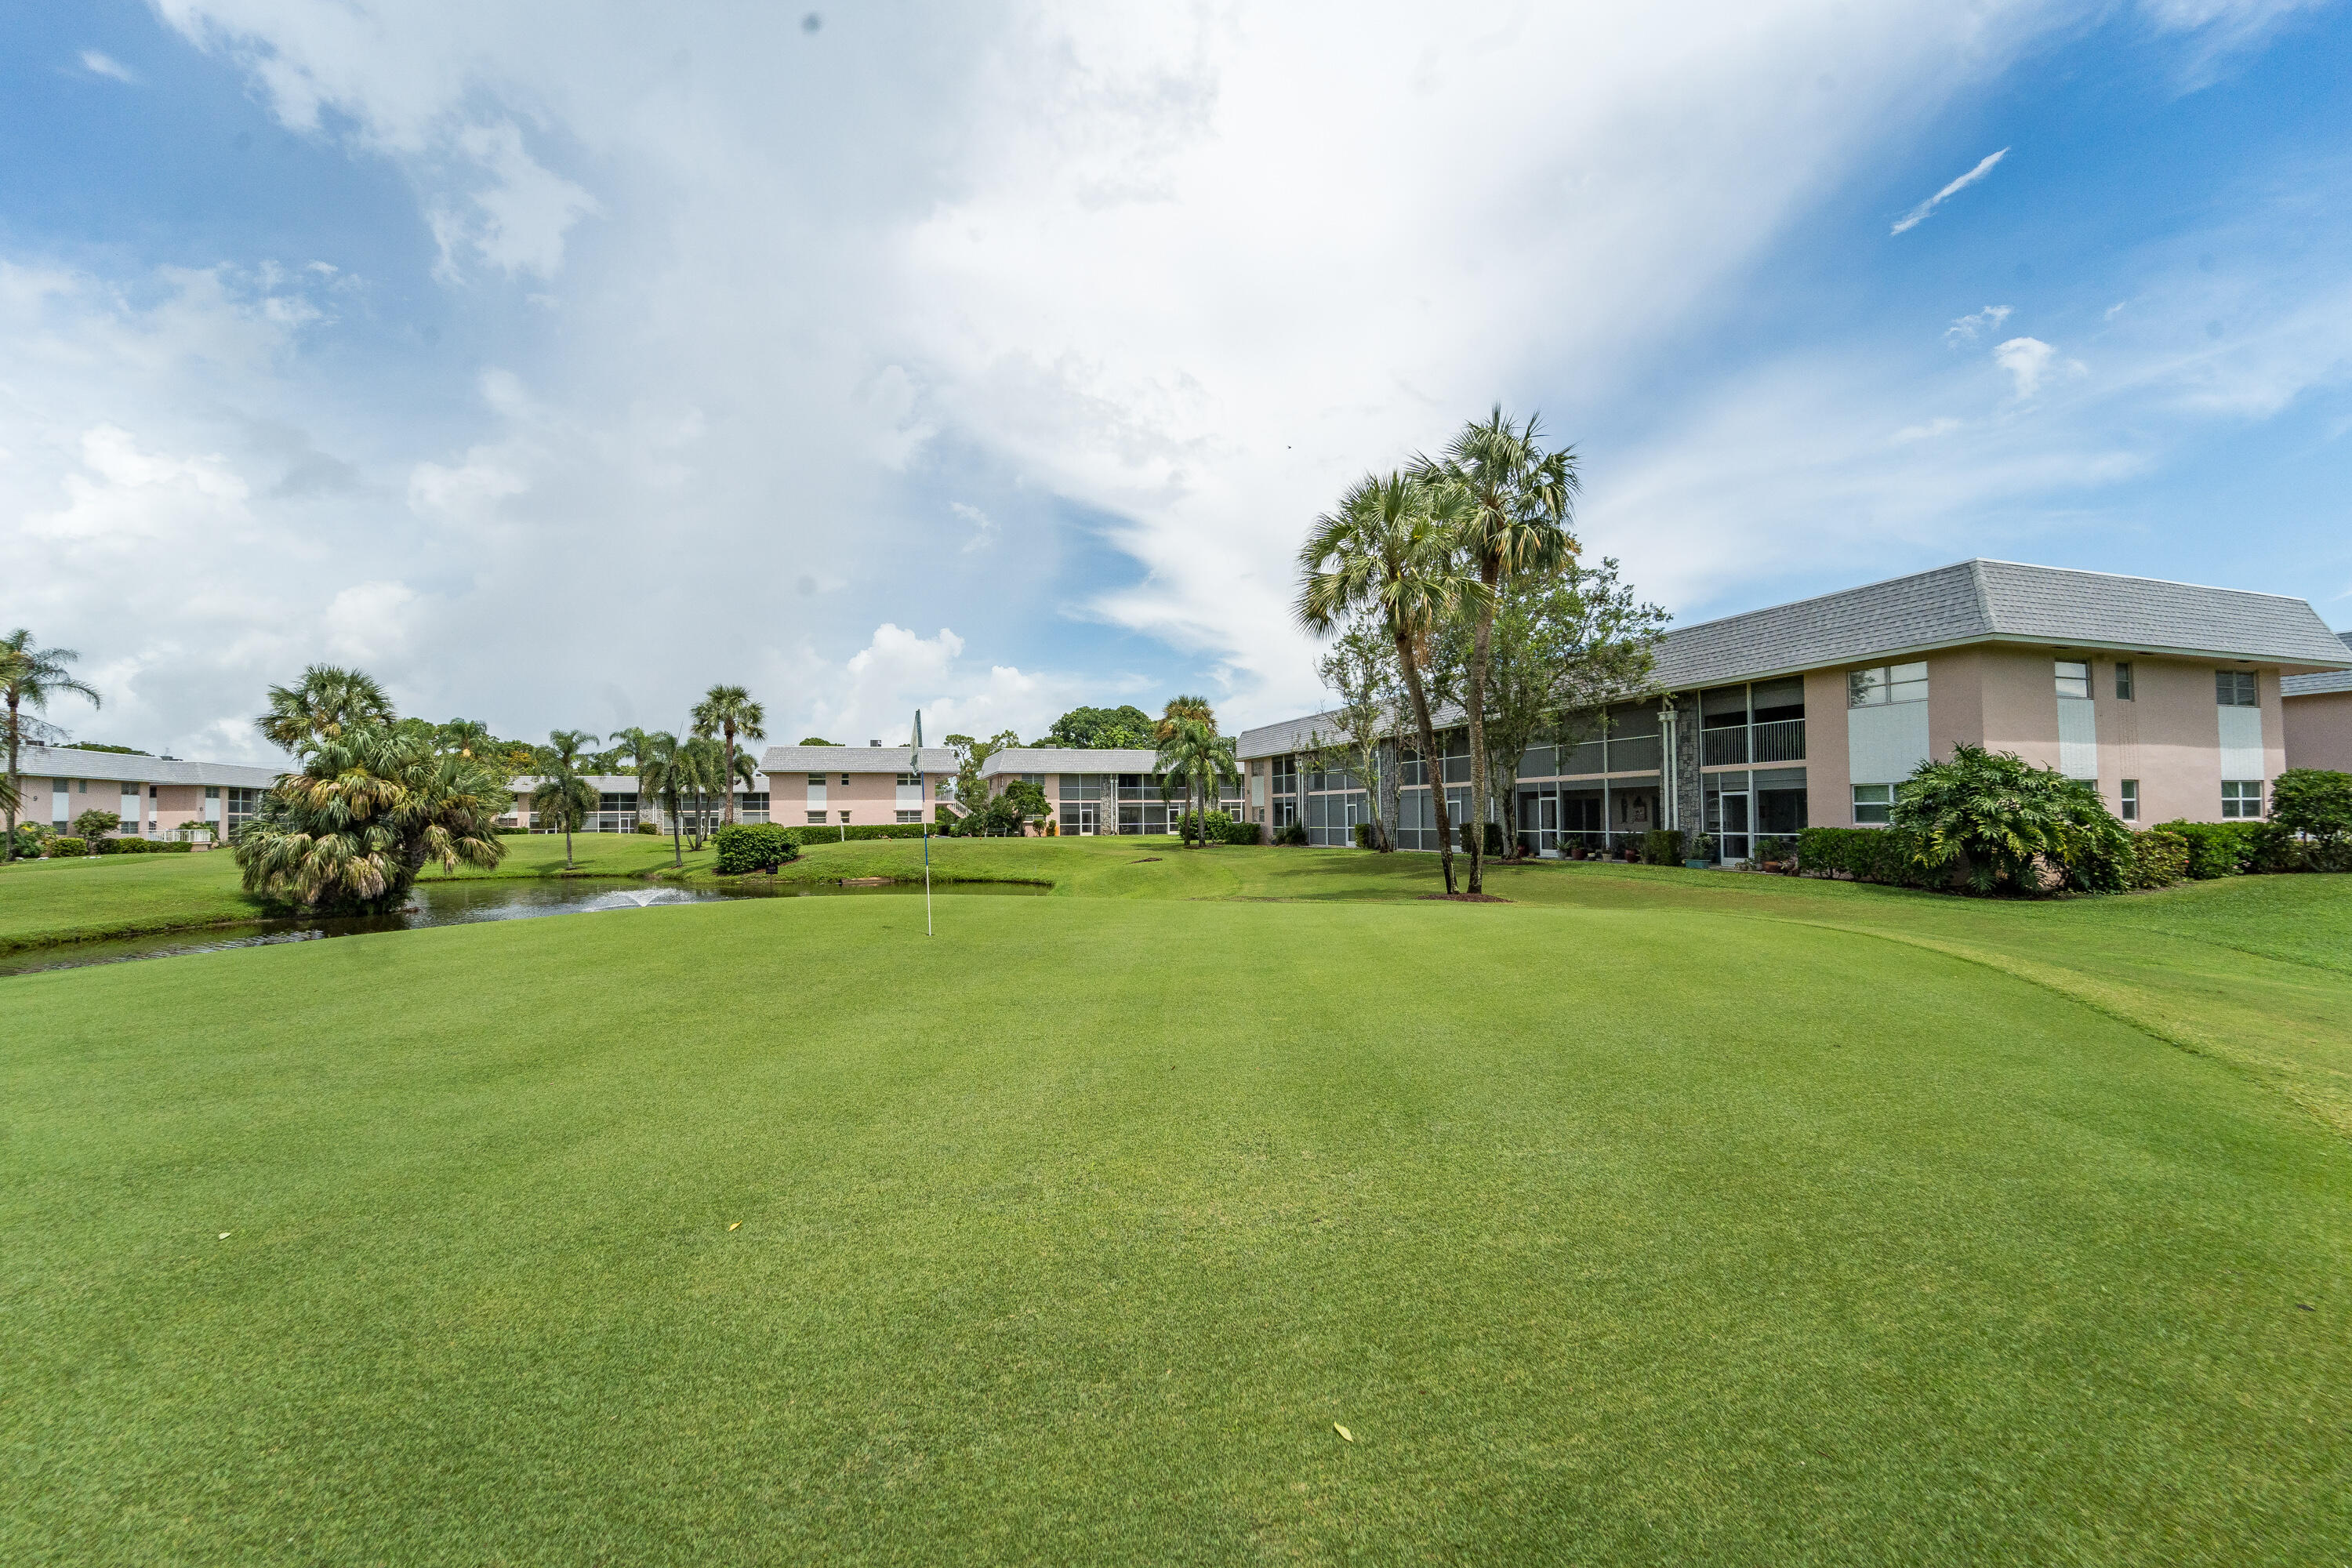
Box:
[769, 768, 936, 826]
[2285, 690, 2352, 774]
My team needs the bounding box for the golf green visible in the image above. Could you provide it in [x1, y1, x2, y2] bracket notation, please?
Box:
[5, 884, 2347, 1563]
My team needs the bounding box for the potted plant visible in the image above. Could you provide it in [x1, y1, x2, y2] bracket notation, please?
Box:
[1683, 833, 1715, 869]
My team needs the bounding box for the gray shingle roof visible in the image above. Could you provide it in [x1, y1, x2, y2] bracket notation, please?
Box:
[1653, 558, 2350, 688]
[1235, 705, 1466, 760]
[2284, 631, 2352, 697]
[978, 746, 1166, 777]
[10, 745, 281, 789]
[757, 746, 958, 774]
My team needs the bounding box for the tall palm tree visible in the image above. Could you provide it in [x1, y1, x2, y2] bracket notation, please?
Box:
[256, 665, 394, 754]
[534, 728, 601, 869]
[1154, 717, 1238, 848]
[1296, 472, 1483, 895]
[638, 731, 722, 868]
[436, 717, 494, 760]
[1, 630, 103, 862]
[690, 685, 767, 826]
[1413, 408, 1578, 894]
[680, 735, 733, 848]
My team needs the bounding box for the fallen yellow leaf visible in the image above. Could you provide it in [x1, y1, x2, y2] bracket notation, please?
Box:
[728, 1222, 741, 1231]
[1334, 1423, 1354, 1443]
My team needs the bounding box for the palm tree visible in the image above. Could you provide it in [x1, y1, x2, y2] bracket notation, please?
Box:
[533, 728, 601, 869]
[1154, 716, 1238, 848]
[1413, 408, 1578, 894]
[638, 731, 723, 868]
[256, 665, 394, 753]
[234, 728, 507, 914]
[1, 630, 103, 862]
[435, 717, 494, 760]
[1297, 472, 1483, 895]
[690, 685, 767, 826]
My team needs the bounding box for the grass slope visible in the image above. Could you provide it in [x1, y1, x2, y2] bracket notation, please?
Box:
[5, 890, 2350, 1563]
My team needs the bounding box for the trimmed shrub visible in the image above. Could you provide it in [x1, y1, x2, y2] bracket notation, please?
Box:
[1276, 821, 1309, 846]
[91, 837, 192, 855]
[786, 822, 933, 844]
[72, 809, 120, 843]
[1639, 828, 1686, 866]
[2129, 826, 2190, 889]
[2270, 768, 2352, 855]
[714, 822, 800, 874]
[633, 820, 662, 836]
[2154, 819, 2259, 879]
[1796, 826, 1932, 887]
[1222, 819, 1265, 845]
[48, 837, 88, 857]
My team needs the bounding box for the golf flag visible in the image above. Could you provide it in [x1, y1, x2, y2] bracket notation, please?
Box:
[913, 709, 932, 935]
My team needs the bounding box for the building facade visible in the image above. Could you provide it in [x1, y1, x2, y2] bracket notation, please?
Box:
[1239, 561, 2351, 860]
[975, 747, 1247, 835]
[8, 745, 281, 841]
[2284, 632, 2352, 774]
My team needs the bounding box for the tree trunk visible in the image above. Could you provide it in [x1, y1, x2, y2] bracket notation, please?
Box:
[3, 693, 17, 862]
[564, 819, 575, 869]
[671, 799, 684, 868]
[1465, 564, 1498, 894]
[1394, 627, 1455, 895]
[722, 726, 737, 825]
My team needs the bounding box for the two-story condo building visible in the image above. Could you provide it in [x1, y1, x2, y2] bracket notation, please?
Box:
[1237, 560, 2352, 861]
[975, 748, 1247, 836]
[9, 745, 281, 842]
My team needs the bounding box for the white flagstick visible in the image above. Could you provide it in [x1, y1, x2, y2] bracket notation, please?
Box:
[913, 709, 932, 936]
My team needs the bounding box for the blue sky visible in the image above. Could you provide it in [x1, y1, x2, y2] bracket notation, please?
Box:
[2, 1, 2346, 760]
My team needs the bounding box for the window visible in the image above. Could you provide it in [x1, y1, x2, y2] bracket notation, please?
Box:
[895, 772, 920, 787]
[2216, 670, 2259, 706]
[2221, 779, 2263, 818]
[808, 773, 826, 786]
[838, 810, 851, 823]
[2055, 659, 2090, 699]
[1848, 662, 1928, 707]
[1853, 783, 1893, 826]
[840, 774, 851, 786]
[2114, 661, 2135, 700]
[806, 811, 827, 825]
[2119, 779, 2139, 822]
[895, 809, 922, 824]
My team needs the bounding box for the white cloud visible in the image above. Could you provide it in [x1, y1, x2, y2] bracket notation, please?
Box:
[951, 500, 999, 551]
[1994, 336, 2059, 398]
[4, 0, 2330, 760]
[1944, 304, 2013, 345]
[79, 50, 138, 84]
[1993, 335, 2089, 399]
[1891, 147, 2009, 235]
[324, 580, 418, 663]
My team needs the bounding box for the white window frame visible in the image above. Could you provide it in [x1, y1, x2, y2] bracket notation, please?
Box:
[1852, 783, 1893, 826]
[2118, 779, 2139, 822]
[2220, 779, 2263, 819]
[2054, 659, 2090, 700]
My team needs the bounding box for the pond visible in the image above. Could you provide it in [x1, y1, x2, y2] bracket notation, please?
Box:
[0, 875, 1047, 978]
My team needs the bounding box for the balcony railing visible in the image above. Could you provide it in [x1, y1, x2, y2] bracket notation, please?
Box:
[1700, 718, 1806, 768]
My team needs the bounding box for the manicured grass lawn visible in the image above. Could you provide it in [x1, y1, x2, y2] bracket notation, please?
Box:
[5, 869, 2350, 1562]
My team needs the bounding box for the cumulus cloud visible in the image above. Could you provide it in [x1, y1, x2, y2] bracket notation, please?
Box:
[4, 0, 2338, 760]
[1890, 147, 2009, 235]
[1992, 335, 2089, 399]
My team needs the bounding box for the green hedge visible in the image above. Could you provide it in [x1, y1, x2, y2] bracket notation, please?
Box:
[1640, 829, 1686, 866]
[2129, 826, 2190, 889]
[92, 837, 194, 855]
[1795, 826, 1933, 887]
[47, 837, 88, 857]
[714, 822, 801, 874]
[785, 822, 934, 844]
[2151, 819, 2259, 879]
